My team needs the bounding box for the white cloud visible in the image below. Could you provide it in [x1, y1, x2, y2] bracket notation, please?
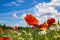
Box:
[19, 20, 27, 27]
[13, 13, 18, 18]
[32, 0, 60, 25]
[11, 1, 19, 6]
[14, 23, 20, 26]
[46, 0, 60, 7]
[21, 13, 26, 19]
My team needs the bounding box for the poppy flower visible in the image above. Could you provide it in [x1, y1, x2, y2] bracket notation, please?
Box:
[4, 30, 9, 33]
[0, 27, 2, 33]
[0, 38, 4, 40]
[39, 22, 48, 30]
[9, 26, 14, 30]
[47, 18, 55, 26]
[4, 37, 10, 40]
[0, 27, 2, 31]
[15, 26, 18, 30]
[24, 14, 38, 28]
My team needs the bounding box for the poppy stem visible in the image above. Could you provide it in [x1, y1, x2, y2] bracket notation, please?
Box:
[45, 36, 48, 40]
[33, 28, 36, 40]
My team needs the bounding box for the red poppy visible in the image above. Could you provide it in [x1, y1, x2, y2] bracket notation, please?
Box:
[24, 14, 38, 28]
[15, 26, 18, 30]
[9, 26, 14, 30]
[4, 37, 10, 40]
[0, 27, 2, 31]
[0, 27, 2, 33]
[39, 22, 48, 30]
[4, 30, 9, 33]
[0, 38, 4, 40]
[47, 18, 55, 26]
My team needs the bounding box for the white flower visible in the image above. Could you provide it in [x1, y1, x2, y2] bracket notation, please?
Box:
[23, 30, 26, 33]
[30, 37, 33, 40]
[18, 37, 24, 40]
[18, 33, 22, 36]
[39, 30, 46, 35]
[25, 32, 32, 36]
[54, 36, 57, 38]
[58, 26, 60, 29]
[50, 26, 60, 31]
[52, 22, 60, 31]
[50, 26, 56, 31]
[14, 31, 17, 33]
[28, 33, 32, 36]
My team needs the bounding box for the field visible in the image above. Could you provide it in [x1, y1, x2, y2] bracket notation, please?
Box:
[0, 26, 60, 40]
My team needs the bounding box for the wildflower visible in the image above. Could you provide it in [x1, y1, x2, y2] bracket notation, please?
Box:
[10, 30, 13, 33]
[38, 30, 46, 35]
[9, 26, 14, 30]
[50, 22, 60, 31]
[50, 26, 57, 31]
[38, 22, 47, 35]
[18, 37, 24, 40]
[4, 29, 9, 33]
[39, 22, 48, 31]
[30, 37, 33, 40]
[4, 37, 10, 40]
[54, 36, 57, 38]
[25, 32, 32, 36]
[54, 35, 60, 40]
[13, 30, 17, 33]
[23, 30, 26, 33]
[24, 14, 38, 28]
[15, 26, 18, 30]
[0, 27, 2, 31]
[28, 33, 32, 36]
[0, 27, 2, 33]
[53, 22, 60, 29]
[0, 38, 4, 40]
[50, 26, 60, 31]
[18, 33, 22, 36]
[47, 18, 55, 26]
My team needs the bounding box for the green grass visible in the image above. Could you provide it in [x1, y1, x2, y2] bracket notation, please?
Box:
[0, 27, 60, 40]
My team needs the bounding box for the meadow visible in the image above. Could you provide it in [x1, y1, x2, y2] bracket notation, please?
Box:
[0, 25, 60, 40]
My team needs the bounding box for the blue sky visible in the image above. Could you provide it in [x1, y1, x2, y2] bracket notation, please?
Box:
[0, 0, 51, 13]
[0, 0, 60, 26]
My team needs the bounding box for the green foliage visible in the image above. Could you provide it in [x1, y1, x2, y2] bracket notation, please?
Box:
[0, 28, 60, 40]
[0, 23, 60, 40]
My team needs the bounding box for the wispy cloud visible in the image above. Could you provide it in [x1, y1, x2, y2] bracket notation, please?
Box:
[2, 0, 25, 6]
[13, 13, 18, 18]
[48, 0, 60, 7]
[0, 12, 13, 16]
[2, 1, 19, 6]
[33, 0, 38, 4]
[0, 20, 9, 22]
[17, 0, 24, 3]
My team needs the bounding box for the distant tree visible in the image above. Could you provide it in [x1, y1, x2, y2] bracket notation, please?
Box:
[0, 24, 3, 27]
[2, 24, 7, 29]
